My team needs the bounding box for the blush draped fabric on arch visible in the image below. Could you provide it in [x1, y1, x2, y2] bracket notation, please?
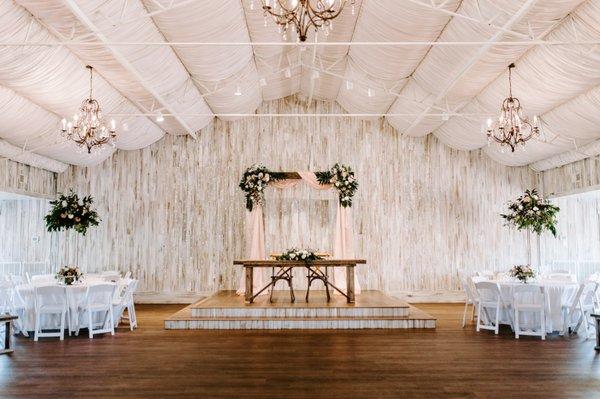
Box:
[236, 171, 361, 295]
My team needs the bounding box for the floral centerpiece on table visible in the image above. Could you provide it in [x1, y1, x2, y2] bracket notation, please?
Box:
[509, 265, 536, 283]
[45, 189, 100, 236]
[239, 165, 282, 211]
[501, 189, 560, 236]
[316, 163, 358, 207]
[55, 265, 83, 286]
[276, 248, 323, 265]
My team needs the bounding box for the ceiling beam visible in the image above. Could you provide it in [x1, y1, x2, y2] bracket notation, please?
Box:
[2, 40, 598, 47]
[401, 0, 540, 136]
[62, 0, 198, 139]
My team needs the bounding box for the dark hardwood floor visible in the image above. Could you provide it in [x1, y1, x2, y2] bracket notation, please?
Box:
[2, 303, 599, 398]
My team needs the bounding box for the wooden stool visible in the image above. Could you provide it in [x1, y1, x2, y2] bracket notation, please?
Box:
[1, 314, 18, 355]
[592, 314, 600, 351]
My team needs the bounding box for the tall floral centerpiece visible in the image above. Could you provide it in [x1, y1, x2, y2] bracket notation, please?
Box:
[501, 189, 560, 266]
[45, 190, 100, 235]
[45, 189, 100, 269]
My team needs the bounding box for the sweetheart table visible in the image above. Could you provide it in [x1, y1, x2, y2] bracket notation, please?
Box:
[235, 259, 366, 304]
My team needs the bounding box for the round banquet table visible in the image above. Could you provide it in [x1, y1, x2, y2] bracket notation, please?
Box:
[15, 278, 119, 333]
[492, 279, 579, 333]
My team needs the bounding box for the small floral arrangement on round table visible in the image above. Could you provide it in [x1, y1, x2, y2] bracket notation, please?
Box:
[45, 189, 100, 236]
[276, 248, 323, 265]
[55, 265, 83, 286]
[509, 265, 536, 283]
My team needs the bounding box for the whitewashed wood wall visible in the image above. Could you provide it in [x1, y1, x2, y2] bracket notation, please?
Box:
[0, 158, 56, 198]
[54, 97, 536, 300]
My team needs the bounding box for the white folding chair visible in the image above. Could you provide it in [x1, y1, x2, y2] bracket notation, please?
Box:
[562, 281, 598, 339]
[33, 285, 67, 341]
[78, 283, 116, 338]
[588, 273, 600, 309]
[475, 281, 513, 334]
[513, 284, 546, 340]
[461, 276, 479, 327]
[113, 279, 138, 330]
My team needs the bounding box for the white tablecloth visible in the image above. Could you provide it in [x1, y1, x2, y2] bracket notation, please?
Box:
[494, 280, 579, 332]
[15, 279, 119, 332]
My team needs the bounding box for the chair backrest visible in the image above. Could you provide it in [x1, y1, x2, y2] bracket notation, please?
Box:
[86, 283, 116, 307]
[512, 284, 545, 306]
[461, 276, 478, 302]
[31, 274, 55, 285]
[580, 281, 598, 307]
[476, 270, 495, 279]
[123, 271, 132, 280]
[546, 273, 576, 282]
[34, 285, 66, 309]
[101, 271, 121, 282]
[475, 281, 502, 303]
[123, 279, 138, 303]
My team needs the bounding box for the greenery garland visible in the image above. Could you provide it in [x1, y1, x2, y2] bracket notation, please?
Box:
[501, 189, 560, 236]
[240, 163, 358, 211]
[276, 248, 323, 265]
[316, 163, 358, 208]
[45, 190, 100, 236]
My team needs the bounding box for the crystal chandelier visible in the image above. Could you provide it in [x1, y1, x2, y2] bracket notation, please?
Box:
[61, 65, 116, 154]
[259, 0, 354, 42]
[486, 63, 539, 152]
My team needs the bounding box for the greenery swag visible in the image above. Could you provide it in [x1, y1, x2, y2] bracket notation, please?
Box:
[45, 190, 100, 236]
[501, 189, 560, 236]
[315, 163, 358, 208]
[239, 163, 358, 211]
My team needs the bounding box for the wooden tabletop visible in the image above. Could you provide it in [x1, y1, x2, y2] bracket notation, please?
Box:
[234, 259, 366, 267]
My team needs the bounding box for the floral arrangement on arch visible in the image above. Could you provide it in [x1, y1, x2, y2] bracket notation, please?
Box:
[239, 163, 358, 211]
[501, 189, 560, 236]
[509, 265, 535, 283]
[316, 163, 358, 208]
[276, 248, 323, 265]
[55, 265, 83, 286]
[239, 165, 282, 211]
[45, 190, 100, 236]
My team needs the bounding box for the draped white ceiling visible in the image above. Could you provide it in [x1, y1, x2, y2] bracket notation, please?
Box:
[1, 0, 599, 173]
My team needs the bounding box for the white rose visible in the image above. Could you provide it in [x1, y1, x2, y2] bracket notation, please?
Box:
[533, 207, 539, 211]
[258, 172, 263, 178]
[301, 254, 306, 259]
[61, 200, 67, 207]
[78, 199, 83, 206]
[67, 214, 74, 219]
[335, 182, 341, 187]
[532, 195, 538, 200]
[518, 205, 523, 210]
[290, 253, 296, 259]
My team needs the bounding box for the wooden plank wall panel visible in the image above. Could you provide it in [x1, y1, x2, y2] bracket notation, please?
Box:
[56, 97, 535, 298]
[0, 199, 53, 264]
[0, 159, 56, 198]
[540, 156, 600, 196]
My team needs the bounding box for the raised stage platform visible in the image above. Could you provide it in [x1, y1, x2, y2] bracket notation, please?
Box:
[165, 290, 436, 330]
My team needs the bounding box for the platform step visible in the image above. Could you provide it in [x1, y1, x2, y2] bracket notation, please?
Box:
[190, 290, 410, 318]
[165, 291, 436, 330]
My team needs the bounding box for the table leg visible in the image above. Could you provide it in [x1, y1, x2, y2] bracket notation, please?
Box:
[245, 267, 254, 304]
[346, 265, 355, 304]
[595, 317, 600, 351]
[2, 320, 11, 354]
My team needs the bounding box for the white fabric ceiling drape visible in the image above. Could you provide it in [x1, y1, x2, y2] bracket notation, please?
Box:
[1, 0, 600, 172]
